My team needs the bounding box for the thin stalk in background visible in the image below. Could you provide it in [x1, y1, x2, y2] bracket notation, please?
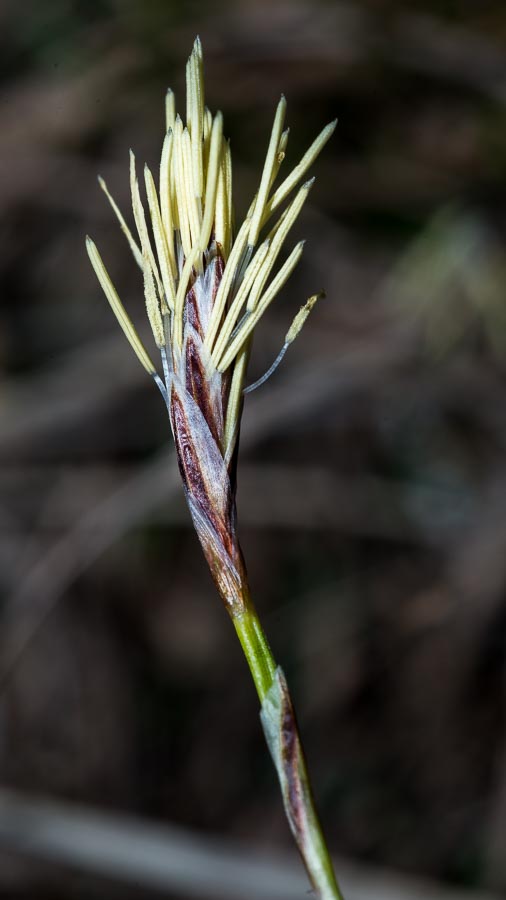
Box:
[87, 37, 341, 898]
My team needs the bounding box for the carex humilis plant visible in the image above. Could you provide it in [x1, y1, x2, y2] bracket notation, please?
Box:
[86, 38, 342, 899]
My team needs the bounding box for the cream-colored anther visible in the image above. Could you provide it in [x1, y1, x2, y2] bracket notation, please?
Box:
[239, 292, 324, 399]
[262, 120, 336, 225]
[269, 127, 290, 190]
[165, 88, 176, 131]
[144, 164, 176, 311]
[214, 147, 228, 257]
[172, 116, 192, 259]
[265, 177, 314, 246]
[211, 239, 271, 366]
[216, 240, 305, 372]
[159, 130, 177, 261]
[224, 141, 233, 246]
[215, 140, 233, 257]
[246, 179, 313, 313]
[199, 111, 223, 252]
[86, 237, 156, 374]
[279, 127, 290, 154]
[204, 214, 252, 352]
[203, 106, 212, 138]
[285, 292, 322, 344]
[98, 176, 143, 270]
[188, 40, 204, 199]
[193, 37, 204, 117]
[129, 151, 164, 302]
[182, 127, 202, 244]
[248, 95, 287, 247]
[186, 39, 203, 128]
[143, 255, 165, 348]
[185, 51, 194, 130]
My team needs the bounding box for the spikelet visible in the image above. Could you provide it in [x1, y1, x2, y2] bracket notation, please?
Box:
[87, 38, 334, 611]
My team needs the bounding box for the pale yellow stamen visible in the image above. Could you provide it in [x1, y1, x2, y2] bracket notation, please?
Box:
[144, 164, 176, 311]
[240, 293, 324, 399]
[187, 41, 204, 199]
[143, 255, 165, 349]
[199, 111, 223, 252]
[264, 178, 314, 248]
[216, 240, 306, 372]
[203, 106, 213, 160]
[214, 144, 229, 257]
[223, 348, 248, 459]
[248, 95, 287, 247]
[98, 176, 143, 270]
[172, 116, 192, 259]
[262, 120, 337, 225]
[129, 151, 165, 303]
[86, 237, 156, 374]
[165, 88, 176, 131]
[269, 127, 290, 189]
[182, 126, 202, 244]
[204, 214, 252, 352]
[246, 179, 314, 315]
[159, 130, 178, 273]
[174, 247, 201, 349]
[286, 292, 322, 344]
[224, 141, 233, 244]
[211, 239, 271, 365]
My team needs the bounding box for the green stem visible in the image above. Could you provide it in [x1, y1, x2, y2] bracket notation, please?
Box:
[232, 606, 344, 900]
[232, 606, 277, 702]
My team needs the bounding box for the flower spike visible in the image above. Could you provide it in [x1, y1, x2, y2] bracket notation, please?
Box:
[87, 34, 335, 603]
[86, 38, 342, 900]
[89, 43, 332, 437]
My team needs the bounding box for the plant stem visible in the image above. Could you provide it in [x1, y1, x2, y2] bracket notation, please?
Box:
[232, 606, 277, 702]
[232, 606, 344, 900]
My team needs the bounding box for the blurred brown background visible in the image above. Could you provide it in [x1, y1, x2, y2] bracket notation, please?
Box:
[1, 0, 506, 897]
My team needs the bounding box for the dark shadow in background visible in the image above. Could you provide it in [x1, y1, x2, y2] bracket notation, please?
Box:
[1, 0, 506, 896]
